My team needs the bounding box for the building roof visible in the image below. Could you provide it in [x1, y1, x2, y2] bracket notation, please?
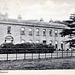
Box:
[0, 13, 67, 29]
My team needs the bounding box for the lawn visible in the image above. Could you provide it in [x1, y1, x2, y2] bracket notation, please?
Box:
[0, 57, 75, 70]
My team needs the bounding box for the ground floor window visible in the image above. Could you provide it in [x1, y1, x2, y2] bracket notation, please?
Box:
[5, 36, 14, 43]
[21, 39, 25, 43]
[55, 44, 58, 49]
[43, 40, 46, 44]
[29, 40, 32, 43]
[55, 41, 58, 49]
[50, 40, 52, 45]
[61, 42, 63, 50]
[36, 40, 40, 43]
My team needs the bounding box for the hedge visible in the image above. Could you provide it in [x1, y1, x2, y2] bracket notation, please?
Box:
[0, 43, 56, 54]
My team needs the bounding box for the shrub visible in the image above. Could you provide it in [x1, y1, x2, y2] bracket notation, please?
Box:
[0, 43, 56, 53]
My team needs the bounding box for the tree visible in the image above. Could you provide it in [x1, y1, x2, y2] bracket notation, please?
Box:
[60, 14, 75, 50]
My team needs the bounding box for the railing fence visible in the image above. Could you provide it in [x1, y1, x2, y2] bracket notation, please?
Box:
[0, 49, 75, 61]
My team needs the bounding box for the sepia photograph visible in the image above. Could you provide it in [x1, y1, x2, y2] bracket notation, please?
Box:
[0, 0, 75, 70]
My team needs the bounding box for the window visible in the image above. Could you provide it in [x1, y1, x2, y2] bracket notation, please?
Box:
[55, 30, 58, 36]
[21, 39, 25, 43]
[43, 40, 46, 44]
[29, 28, 32, 36]
[61, 42, 63, 49]
[29, 40, 32, 43]
[36, 40, 40, 43]
[55, 41, 58, 49]
[21, 27, 25, 35]
[36, 28, 39, 36]
[50, 40, 52, 45]
[60, 30, 63, 37]
[49, 29, 52, 36]
[5, 36, 13, 43]
[7, 26, 11, 34]
[43, 29, 46, 36]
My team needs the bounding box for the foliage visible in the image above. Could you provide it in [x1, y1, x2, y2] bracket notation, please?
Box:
[0, 43, 55, 54]
[60, 14, 75, 49]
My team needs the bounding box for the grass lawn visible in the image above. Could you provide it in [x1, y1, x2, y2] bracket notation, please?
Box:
[0, 57, 75, 70]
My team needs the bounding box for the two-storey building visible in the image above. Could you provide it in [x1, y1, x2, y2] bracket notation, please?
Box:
[0, 13, 68, 50]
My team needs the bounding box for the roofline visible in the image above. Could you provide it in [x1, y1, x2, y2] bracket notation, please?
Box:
[0, 21, 66, 29]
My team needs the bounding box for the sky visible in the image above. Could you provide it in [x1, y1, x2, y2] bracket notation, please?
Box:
[0, 0, 75, 22]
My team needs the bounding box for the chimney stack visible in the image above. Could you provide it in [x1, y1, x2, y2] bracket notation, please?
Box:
[18, 15, 22, 19]
[40, 18, 43, 21]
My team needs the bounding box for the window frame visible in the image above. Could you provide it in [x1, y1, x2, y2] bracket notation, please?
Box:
[49, 29, 52, 36]
[55, 40, 58, 49]
[21, 27, 25, 35]
[7, 26, 11, 34]
[21, 39, 25, 43]
[29, 28, 33, 36]
[29, 40, 32, 43]
[55, 30, 58, 37]
[36, 28, 39, 36]
[36, 40, 40, 43]
[50, 40, 52, 45]
[43, 29, 46, 36]
[61, 41, 63, 49]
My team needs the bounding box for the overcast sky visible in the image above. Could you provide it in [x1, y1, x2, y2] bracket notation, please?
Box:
[0, 0, 75, 22]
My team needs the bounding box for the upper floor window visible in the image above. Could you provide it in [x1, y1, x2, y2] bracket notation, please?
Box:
[7, 26, 11, 34]
[43, 29, 46, 36]
[21, 27, 25, 35]
[36, 28, 39, 36]
[29, 28, 33, 36]
[55, 30, 58, 36]
[49, 29, 52, 36]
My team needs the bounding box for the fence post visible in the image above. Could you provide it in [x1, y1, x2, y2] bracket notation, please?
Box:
[24, 49, 26, 59]
[62, 49, 63, 58]
[32, 53, 33, 60]
[7, 49, 8, 61]
[16, 53, 17, 60]
[7, 53, 8, 61]
[71, 50, 72, 57]
[57, 50, 58, 58]
[38, 53, 40, 59]
[45, 53, 46, 59]
[24, 53, 26, 59]
[67, 50, 68, 57]
[38, 49, 40, 59]
[51, 53, 52, 58]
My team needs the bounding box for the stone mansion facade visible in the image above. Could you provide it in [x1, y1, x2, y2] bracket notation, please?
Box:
[0, 13, 68, 50]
